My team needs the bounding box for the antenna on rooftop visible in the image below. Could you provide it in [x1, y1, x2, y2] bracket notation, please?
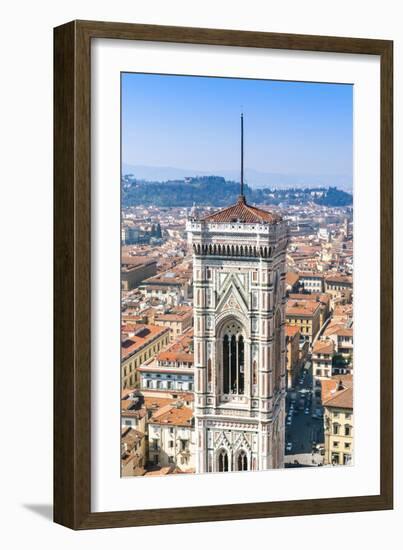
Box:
[240, 112, 244, 199]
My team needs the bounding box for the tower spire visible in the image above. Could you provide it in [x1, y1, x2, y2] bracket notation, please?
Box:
[240, 112, 244, 199]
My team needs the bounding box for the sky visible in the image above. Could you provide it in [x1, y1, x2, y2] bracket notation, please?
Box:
[121, 72, 353, 187]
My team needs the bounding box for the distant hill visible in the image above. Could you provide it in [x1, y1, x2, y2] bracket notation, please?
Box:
[122, 163, 352, 192]
[121, 175, 352, 208]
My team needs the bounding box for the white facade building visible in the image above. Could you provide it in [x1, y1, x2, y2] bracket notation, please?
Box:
[148, 403, 195, 471]
[139, 365, 194, 392]
[186, 192, 288, 473]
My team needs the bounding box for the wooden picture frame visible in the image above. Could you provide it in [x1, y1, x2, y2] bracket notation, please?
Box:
[54, 20, 393, 530]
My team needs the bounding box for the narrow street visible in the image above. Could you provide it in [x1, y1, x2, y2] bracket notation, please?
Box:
[284, 359, 324, 467]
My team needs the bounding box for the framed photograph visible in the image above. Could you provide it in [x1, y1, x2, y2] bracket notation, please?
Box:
[54, 20, 393, 529]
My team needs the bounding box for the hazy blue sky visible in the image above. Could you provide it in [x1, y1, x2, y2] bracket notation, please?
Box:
[122, 72, 352, 183]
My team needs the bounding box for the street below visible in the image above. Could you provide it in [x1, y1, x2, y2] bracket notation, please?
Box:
[284, 359, 324, 467]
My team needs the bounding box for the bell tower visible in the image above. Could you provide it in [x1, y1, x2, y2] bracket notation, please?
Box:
[187, 115, 288, 473]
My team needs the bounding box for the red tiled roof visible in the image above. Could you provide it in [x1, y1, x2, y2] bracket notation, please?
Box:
[150, 404, 193, 427]
[121, 324, 169, 359]
[286, 272, 300, 286]
[321, 374, 353, 408]
[286, 300, 320, 317]
[202, 196, 281, 224]
[322, 376, 353, 409]
[285, 325, 300, 338]
[288, 293, 330, 305]
[121, 255, 155, 265]
[313, 339, 334, 355]
[325, 273, 353, 284]
[297, 271, 324, 279]
[324, 323, 353, 338]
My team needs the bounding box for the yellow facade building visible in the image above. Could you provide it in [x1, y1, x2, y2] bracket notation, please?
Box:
[154, 306, 193, 341]
[286, 299, 320, 344]
[322, 375, 353, 466]
[121, 324, 170, 389]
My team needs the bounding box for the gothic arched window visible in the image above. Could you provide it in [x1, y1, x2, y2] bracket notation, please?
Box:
[237, 450, 248, 471]
[230, 335, 237, 392]
[223, 335, 229, 394]
[221, 321, 245, 396]
[218, 449, 229, 472]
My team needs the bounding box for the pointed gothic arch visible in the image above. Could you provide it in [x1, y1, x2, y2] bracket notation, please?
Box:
[217, 448, 229, 472]
[236, 449, 248, 471]
[217, 316, 246, 396]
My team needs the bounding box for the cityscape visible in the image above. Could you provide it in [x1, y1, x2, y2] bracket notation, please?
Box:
[120, 74, 353, 477]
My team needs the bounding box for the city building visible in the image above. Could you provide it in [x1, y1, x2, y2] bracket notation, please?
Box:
[312, 339, 334, 380]
[318, 226, 330, 242]
[122, 306, 157, 326]
[186, 114, 289, 473]
[121, 224, 140, 245]
[148, 401, 195, 471]
[285, 271, 300, 294]
[154, 305, 193, 341]
[121, 324, 170, 389]
[121, 389, 147, 431]
[285, 325, 300, 388]
[286, 299, 321, 344]
[298, 272, 324, 293]
[324, 322, 353, 368]
[121, 256, 157, 291]
[324, 273, 353, 296]
[322, 376, 353, 466]
[139, 329, 194, 392]
[139, 266, 192, 306]
[288, 292, 330, 327]
[121, 427, 146, 476]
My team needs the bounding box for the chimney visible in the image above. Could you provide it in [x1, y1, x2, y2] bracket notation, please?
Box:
[336, 379, 344, 391]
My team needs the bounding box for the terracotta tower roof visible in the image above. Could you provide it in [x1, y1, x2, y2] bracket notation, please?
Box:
[202, 195, 281, 224]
